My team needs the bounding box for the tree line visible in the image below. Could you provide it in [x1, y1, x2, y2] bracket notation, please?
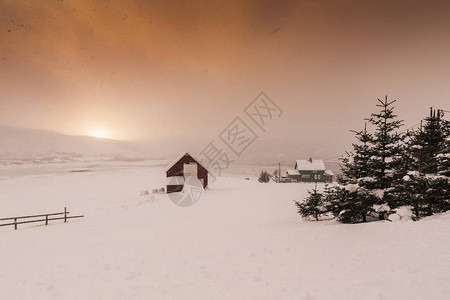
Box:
[295, 96, 450, 223]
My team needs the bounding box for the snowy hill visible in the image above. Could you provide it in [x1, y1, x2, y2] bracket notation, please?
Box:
[0, 125, 150, 164]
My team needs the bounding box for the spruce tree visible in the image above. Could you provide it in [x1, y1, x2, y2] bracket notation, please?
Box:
[294, 188, 325, 221]
[365, 96, 404, 190]
[334, 96, 404, 222]
[397, 108, 450, 217]
[323, 184, 341, 217]
[334, 122, 379, 222]
[328, 99, 448, 222]
[258, 170, 270, 183]
[433, 109, 450, 177]
[340, 123, 373, 186]
[333, 184, 378, 223]
[384, 128, 423, 210]
[400, 172, 427, 218]
[420, 108, 450, 215]
[420, 108, 447, 174]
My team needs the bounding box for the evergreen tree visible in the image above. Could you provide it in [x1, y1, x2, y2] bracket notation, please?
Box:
[340, 123, 373, 186]
[323, 185, 345, 218]
[400, 172, 427, 218]
[395, 108, 450, 217]
[421, 109, 450, 214]
[434, 109, 450, 177]
[258, 170, 270, 183]
[323, 184, 341, 217]
[365, 96, 404, 190]
[384, 128, 424, 210]
[405, 127, 427, 173]
[294, 188, 325, 221]
[336, 96, 404, 222]
[321, 98, 449, 223]
[333, 184, 378, 223]
[401, 173, 449, 218]
[334, 119, 381, 222]
[421, 108, 447, 174]
[425, 177, 450, 215]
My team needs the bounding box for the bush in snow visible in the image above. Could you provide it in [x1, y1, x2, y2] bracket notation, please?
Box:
[294, 188, 326, 221]
[258, 170, 271, 183]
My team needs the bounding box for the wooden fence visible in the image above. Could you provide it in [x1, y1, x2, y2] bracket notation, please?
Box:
[0, 207, 84, 230]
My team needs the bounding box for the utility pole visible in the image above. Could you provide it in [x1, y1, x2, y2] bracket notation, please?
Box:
[419, 120, 423, 174]
[278, 162, 281, 183]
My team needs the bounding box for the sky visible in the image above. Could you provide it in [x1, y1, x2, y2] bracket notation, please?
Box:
[1, 0, 450, 161]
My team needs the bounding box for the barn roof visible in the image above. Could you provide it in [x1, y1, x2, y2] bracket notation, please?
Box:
[295, 159, 326, 171]
[165, 152, 210, 173]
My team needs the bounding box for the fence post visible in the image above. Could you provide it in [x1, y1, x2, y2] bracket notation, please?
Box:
[14, 218, 17, 230]
[45, 215, 48, 225]
[64, 207, 67, 223]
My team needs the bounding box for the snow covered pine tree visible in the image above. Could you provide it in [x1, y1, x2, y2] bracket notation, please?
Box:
[333, 96, 403, 222]
[398, 108, 450, 218]
[294, 188, 325, 221]
[364, 96, 404, 219]
[364, 96, 404, 191]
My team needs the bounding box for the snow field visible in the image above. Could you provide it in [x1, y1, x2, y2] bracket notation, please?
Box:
[0, 164, 449, 299]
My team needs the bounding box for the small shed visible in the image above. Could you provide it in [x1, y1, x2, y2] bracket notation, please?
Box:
[166, 152, 209, 193]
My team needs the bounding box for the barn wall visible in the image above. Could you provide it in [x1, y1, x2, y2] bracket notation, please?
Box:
[166, 154, 208, 192]
[167, 185, 183, 193]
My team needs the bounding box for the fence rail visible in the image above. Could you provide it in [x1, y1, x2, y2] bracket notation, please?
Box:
[0, 207, 84, 230]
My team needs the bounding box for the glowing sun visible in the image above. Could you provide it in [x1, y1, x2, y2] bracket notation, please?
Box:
[89, 129, 108, 139]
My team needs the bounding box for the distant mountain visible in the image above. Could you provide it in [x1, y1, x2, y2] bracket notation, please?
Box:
[0, 125, 345, 171]
[0, 125, 151, 164]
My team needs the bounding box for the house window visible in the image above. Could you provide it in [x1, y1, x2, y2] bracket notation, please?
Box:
[302, 174, 310, 178]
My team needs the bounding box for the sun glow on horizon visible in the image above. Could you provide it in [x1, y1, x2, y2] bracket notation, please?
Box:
[89, 128, 108, 139]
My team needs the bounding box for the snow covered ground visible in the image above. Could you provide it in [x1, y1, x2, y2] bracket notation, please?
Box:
[1, 162, 449, 299]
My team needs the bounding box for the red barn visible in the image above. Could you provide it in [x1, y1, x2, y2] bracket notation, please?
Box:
[166, 152, 209, 193]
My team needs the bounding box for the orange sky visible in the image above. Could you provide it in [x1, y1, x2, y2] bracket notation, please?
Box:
[1, 0, 450, 159]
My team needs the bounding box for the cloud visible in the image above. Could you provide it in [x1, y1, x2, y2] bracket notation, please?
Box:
[1, 0, 450, 151]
